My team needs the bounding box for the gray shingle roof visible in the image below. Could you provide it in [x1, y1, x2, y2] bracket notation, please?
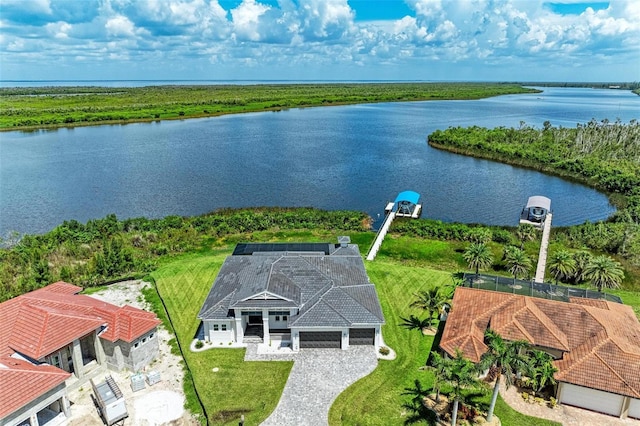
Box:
[198, 242, 385, 328]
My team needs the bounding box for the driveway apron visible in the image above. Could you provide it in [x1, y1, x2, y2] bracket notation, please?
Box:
[260, 346, 378, 426]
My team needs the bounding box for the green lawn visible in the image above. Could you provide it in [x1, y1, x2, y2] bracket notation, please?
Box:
[148, 238, 605, 426]
[151, 250, 292, 425]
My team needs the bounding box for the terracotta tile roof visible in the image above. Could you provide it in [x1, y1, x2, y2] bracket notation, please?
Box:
[0, 282, 161, 420]
[440, 287, 640, 398]
[8, 304, 105, 359]
[29, 281, 83, 295]
[0, 356, 70, 419]
[1, 282, 162, 354]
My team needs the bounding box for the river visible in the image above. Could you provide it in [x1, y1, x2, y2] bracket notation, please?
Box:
[0, 86, 638, 235]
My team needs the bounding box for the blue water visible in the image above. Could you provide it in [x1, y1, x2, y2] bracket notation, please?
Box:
[0, 87, 638, 235]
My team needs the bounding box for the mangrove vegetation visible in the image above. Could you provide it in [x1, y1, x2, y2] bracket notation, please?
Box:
[0, 83, 537, 130]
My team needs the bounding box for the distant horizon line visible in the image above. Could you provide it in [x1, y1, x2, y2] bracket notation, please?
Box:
[1, 79, 636, 83]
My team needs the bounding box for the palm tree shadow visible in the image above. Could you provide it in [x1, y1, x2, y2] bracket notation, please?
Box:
[401, 401, 438, 425]
[427, 321, 446, 365]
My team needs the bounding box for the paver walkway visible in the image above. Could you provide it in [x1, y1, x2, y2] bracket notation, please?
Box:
[260, 346, 378, 426]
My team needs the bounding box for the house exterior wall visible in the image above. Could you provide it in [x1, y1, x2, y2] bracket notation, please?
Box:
[0, 383, 68, 426]
[203, 320, 234, 344]
[268, 311, 290, 329]
[101, 328, 159, 372]
[102, 339, 128, 371]
[128, 329, 159, 372]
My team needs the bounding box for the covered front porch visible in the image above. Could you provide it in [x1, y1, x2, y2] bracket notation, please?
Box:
[234, 309, 292, 345]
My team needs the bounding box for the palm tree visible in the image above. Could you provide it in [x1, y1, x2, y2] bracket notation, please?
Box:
[515, 224, 537, 249]
[548, 250, 576, 284]
[446, 350, 484, 426]
[527, 350, 557, 397]
[478, 329, 531, 422]
[400, 315, 433, 335]
[504, 247, 532, 283]
[572, 251, 592, 283]
[463, 243, 493, 277]
[429, 352, 448, 403]
[584, 255, 625, 292]
[410, 287, 450, 330]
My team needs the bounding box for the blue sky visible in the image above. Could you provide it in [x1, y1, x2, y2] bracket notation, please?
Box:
[0, 0, 638, 82]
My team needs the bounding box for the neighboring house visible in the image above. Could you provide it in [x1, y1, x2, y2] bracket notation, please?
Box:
[0, 282, 161, 426]
[440, 286, 640, 419]
[198, 238, 385, 351]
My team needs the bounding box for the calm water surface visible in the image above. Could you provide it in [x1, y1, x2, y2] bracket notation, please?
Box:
[1, 87, 638, 235]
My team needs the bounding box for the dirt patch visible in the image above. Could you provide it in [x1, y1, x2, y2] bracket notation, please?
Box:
[65, 280, 200, 426]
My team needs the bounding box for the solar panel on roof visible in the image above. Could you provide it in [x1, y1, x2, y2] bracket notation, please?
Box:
[233, 242, 331, 255]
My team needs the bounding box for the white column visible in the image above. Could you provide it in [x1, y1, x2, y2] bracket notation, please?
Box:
[262, 309, 270, 344]
[235, 315, 244, 344]
[29, 413, 39, 426]
[341, 328, 349, 350]
[61, 395, 71, 417]
[291, 330, 300, 352]
[374, 326, 382, 349]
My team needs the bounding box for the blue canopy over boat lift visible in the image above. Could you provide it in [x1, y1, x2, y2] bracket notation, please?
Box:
[385, 190, 422, 218]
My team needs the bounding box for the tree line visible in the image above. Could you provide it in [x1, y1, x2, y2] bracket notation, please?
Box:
[0, 208, 369, 302]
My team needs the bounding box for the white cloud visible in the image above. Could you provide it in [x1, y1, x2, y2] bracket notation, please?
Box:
[1, 0, 638, 81]
[105, 15, 136, 37]
[231, 0, 270, 41]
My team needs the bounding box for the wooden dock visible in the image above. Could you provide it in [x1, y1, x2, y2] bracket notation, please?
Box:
[366, 211, 395, 261]
[366, 191, 422, 261]
[534, 213, 552, 283]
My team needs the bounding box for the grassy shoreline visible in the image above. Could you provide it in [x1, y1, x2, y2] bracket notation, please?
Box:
[0, 83, 538, 131]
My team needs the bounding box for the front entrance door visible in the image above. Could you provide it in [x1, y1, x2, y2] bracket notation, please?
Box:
[248, 315, 262, 325]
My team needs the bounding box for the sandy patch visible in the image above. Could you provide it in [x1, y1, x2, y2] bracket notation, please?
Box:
[134, 391, 184, 425]
[65, 280, 199, 426]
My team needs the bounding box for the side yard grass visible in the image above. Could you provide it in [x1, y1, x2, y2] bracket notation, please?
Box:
[151, 250, 292, 425]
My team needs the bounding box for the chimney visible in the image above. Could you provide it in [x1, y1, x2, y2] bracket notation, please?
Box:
[338, 236, 350, 248]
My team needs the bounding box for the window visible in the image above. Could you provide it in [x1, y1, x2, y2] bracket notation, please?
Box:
[150, 333, 154, 339]
[142, 337, 147, 344]
[221, 324, 227, 331]
[134, 342, 139, 349]
[283, 315, 288, 321]
[275, 316, 280, 321]
[213, 324, 219, 331]
[51, 354, 61, 368]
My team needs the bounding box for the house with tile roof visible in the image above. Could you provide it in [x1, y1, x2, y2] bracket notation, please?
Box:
[0, 282, 161, 426]
[440, 286, 640, 419]
[198, 238, 385, 351]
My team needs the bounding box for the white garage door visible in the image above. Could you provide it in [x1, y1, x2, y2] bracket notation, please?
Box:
[628, 398, 640, 420]
[560, 383, 624, 417]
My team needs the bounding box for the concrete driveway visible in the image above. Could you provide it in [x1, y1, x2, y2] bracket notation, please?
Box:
[260, 346, 378, 426]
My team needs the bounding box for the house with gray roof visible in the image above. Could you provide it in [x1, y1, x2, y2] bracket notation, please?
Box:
[197, 238, 385, 351]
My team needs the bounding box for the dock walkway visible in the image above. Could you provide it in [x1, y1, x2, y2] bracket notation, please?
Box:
[534, 213, 552, 283]
[366, 212, 395, 261]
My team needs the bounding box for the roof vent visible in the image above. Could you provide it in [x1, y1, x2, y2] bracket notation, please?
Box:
[338, 236, 350, 248]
